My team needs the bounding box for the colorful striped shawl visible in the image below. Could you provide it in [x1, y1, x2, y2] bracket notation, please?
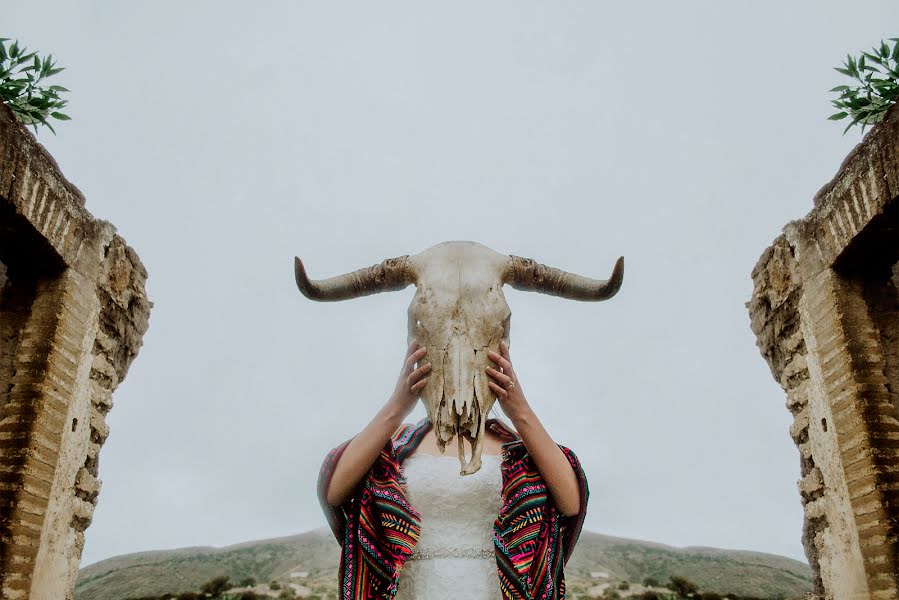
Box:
[317, 417, 589, 599]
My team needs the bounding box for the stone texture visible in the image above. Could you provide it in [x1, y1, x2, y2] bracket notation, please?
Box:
[0, 104, 151, 600]
[748, 104, 899, 600]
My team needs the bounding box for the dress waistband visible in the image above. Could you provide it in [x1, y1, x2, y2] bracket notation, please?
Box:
[408, 546, 495, 560]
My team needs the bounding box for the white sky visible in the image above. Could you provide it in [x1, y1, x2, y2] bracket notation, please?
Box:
[6, 1, 897, 568]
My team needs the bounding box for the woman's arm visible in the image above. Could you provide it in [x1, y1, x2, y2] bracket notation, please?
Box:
[486, 341, 581, 517]
[324, 341, 431, 506]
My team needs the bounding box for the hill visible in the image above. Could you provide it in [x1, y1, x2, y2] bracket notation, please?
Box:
[75, 528, 812, 600]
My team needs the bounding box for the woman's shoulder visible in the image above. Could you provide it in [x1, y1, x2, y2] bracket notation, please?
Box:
[391, 421, 416, 441]
[391, 417, 431, 445]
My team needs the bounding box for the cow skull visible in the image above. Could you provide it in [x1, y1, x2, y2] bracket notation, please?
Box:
[295, 241, 623, 475]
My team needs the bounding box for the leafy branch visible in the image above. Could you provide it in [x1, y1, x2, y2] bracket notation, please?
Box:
[0, 38, 70, 134]
[829, 38, 899, 134]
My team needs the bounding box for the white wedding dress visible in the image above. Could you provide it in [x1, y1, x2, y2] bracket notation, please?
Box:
[394, 453, 504, 600]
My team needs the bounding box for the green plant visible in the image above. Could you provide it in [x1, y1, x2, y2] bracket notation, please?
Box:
[829, 38, 899, 134]
[0, 38, 69, 133]
[668, 574, 699, 596]
[221, 593, 260, 600]
[200, 574, 232, 597]
[637, 593, 673, 600]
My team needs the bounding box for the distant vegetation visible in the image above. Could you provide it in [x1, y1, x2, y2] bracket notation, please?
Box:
[590, 572, 796, 600]
[0, 38, 70, 134]
[121, 571, 800, 600]
[829, 38, 899, 134]
[125, 574, 310, 600]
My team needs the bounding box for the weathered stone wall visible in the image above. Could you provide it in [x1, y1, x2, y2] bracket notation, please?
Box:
[0, 104, 151, 600]
[749, 104, 899, 599]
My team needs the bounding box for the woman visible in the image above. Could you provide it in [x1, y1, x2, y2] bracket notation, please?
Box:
[317, 339, 589, 599]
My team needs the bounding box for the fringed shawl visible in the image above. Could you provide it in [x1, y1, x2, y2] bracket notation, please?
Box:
[317, 417, 589, 599]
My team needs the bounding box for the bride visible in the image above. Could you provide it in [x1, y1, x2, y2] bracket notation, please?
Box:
[317, 339, 589, 600]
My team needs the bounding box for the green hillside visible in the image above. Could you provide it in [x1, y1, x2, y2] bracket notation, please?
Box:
[564, 532, 812, 598]
[75, 528, 812, 600]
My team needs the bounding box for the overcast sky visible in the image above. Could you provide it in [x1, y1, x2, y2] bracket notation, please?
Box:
[7, 1, 897, 568]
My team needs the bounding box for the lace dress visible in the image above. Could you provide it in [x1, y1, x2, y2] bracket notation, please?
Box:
[394, 453, 504, 600]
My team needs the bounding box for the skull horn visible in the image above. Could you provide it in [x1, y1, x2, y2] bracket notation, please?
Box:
[294, 255, 416, 301]
[503, 255, 624, 301]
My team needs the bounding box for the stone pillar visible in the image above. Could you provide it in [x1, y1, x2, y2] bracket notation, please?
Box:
[749, 104, 899, 599]
[0, 103, 151, 600]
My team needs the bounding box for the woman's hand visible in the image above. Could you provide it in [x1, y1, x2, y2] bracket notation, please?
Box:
[485, 340, 582, 517]
[485, 340, 527, 419]
[325, 340, 431, 506]
[387, 340, 431, 422]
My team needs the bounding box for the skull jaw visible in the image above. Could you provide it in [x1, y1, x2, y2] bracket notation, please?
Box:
[429, 382, 493, 476]
[415, 329, 504, 475]
[457, 418, 487, 475]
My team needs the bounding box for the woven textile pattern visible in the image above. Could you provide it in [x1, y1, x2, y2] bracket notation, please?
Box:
[317, 417, 589, 599]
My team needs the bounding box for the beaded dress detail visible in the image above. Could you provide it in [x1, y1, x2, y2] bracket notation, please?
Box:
[394, 453, 503, 600]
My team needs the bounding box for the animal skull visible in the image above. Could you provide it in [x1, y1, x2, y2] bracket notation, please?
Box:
[295, 241, 623, 475]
